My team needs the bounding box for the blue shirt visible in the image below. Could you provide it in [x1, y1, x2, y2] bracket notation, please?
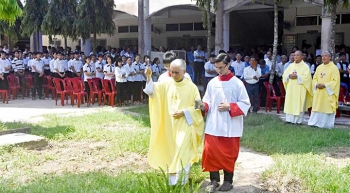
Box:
[258, 64, 270, 80]
[244, 62, 250, 67]
[187, 52, 194, 63]
[283, 61, 292, 72]
[229, 65, 235, 74]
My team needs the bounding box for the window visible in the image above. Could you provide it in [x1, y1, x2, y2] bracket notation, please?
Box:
[130, 26, 138, 33]
[335, 33, 344, 45]
[342, 14, 350, 24]
[119, 38, 138, 47]
[283, 35, 296, 54]
[166, 24, 179, 31]
[180, 23, 193, 31]
[319, 14, 340, 24]
[296, 16, 318, 26]
[118, 26, 129, 33]
[194, 23, 204, 31]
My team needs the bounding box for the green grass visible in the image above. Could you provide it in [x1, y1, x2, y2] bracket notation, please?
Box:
[127, 105, 150, 116]
[0, 107, 207, 192]
[242, 113, 350, 193]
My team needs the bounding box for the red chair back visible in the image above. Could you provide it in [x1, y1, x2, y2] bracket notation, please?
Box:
[46, 76, 54, 87]
[92, 78, 103, 90]
[71, 79, 84, 92]
[102, 79, 116, 93]
[263, 82, 277, 97]
[87, 79, 98, 91]
[7, 75, 19, 87]
[25, 75, 34, 87]
[277, 81, 285, 97]
[64, 78, 73, 92]
[53, 78, 65, 92]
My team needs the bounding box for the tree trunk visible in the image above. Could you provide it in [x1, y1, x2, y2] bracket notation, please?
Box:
[93, 32, 97, 53]
[269, 0, 278, 84]
[64, 37, 68, 50]
[329, 3, 336, 61]
[206, 0, 211, 57]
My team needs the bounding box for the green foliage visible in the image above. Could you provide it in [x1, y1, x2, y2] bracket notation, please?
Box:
[74, 0, 115, 41]
[21, 0, 48, 36]
[0, 0, 22, 25]
[195, 0, 220, 29]
[42, 0, 77, 39]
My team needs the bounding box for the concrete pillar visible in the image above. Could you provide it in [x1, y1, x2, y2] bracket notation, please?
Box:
[30, 31, 43, 52]
[223, 12, 230, 52]
[321, 6, 331, 53]
[144, 0, 151, 56]
[82, 38, 91, 55]
[215, 0, 224, 54]
[138, 0, 144, 56]
[38, 31, 43, 52]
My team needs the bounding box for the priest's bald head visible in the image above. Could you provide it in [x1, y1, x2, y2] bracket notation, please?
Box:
[170, 59, 186, 82]
[294, 50, 303, 63]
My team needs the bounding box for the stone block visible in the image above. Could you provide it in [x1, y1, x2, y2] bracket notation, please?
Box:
[0, 133, 47, 149]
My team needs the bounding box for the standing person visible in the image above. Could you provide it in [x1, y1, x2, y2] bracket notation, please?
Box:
[132, 55, 145, 104]
[124, 57, 136, 105]
[231, 53, 245, 79]
[151, 57, 161, 82]
[187, 46, 195, 67]
[193, 45, 206, 85]
[42, 51, 51, 75]
[204, 54, 217, 92]
[95, 54, 105, 80]
[115, 58, 128, 106]
[143, 59, 204, 185]
[31, 52, 45, 100]
[83, 56, 95, 100]
[158, 51, 191, 82]
[69, 52, 83, 78]
[243, 57, 261, 113]
[201, 53, 251, 192]
[308, 51, 340, 128]
[54, 52, 66, 79]
[0, 51, 10, 89]
[103, 56, 115, 80]
[311, 55, 322, 77]
[283, 50, 313, 124]
[49, 52, 57, 76]
[1, 50, 12, 90]
[276, 55, 289, 82]
[12, 51, 26, 98]
[258, 59, 270, 107]
[336, 52, 349, 88]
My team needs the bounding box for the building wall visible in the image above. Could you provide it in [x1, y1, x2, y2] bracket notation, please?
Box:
[42, 8, 209, 50]
[283, 5, 350, 54]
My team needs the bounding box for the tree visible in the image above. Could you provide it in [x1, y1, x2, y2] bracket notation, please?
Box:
[323, 0, 348, 60]
[42, 0, 77, 49]
[74, 0, 115, 53]
[21, 0, 48, 51]
[0, 0, 23, 43]
[196, 0, 220, 56]
[0, 0, 22, 25]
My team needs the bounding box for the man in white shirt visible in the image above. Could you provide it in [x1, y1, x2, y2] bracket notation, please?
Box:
[0, 51, 10, 90]
[204, 54, 217, 92]
[231, 53, 245, 79]
[158, 51, 192, 82]
[193, 45, 206, 85]
[243, 57, 261, 113]
[42, 51, 51, 75]
[69, 52, 83, 78]
[12, 51, 26, 98]
[54, 52, 66, 79]
[276, 55, 288, 81]
[49, 53, 57, 76]
[31, 52, 45, 100]
[264, 51, 272, 68]
[1, 50, 12, 90]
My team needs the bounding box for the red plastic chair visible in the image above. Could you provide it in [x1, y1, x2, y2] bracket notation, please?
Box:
[87, 78, 104, 106]
[43, 76, 55, 99]
[263, 82, 284, 114]
[277, 81, 285, 97]
[7, 75, 21, 99]
[25, 75, 34, 98]
[0, 89, 9, 103]
[70, 78, 89, 108]
[52, 78, 70, 106]
[102, 79, 117, 107]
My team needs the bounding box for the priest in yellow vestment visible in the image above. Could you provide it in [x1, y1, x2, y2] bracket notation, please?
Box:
[143, 59, 204, 185]
[283, 50, 313, 124]
[308, 51, 340, 128]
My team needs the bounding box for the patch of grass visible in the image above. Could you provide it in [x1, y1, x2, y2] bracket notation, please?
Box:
[0, 169, 204, 193]
[243, 114, 350, 192]
[242, 114, 350, 154]
[0, 121, 29, 131]
[263, 153, 350, 193]
[127, 105, 149, 116]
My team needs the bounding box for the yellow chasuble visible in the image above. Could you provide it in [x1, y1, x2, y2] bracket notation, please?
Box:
[147, 78, 204, 173]
[283, 61, 313, 115]
[311, 62, 340, 113]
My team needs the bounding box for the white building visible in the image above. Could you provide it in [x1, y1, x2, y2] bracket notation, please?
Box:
[39, 0, 350, 56]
